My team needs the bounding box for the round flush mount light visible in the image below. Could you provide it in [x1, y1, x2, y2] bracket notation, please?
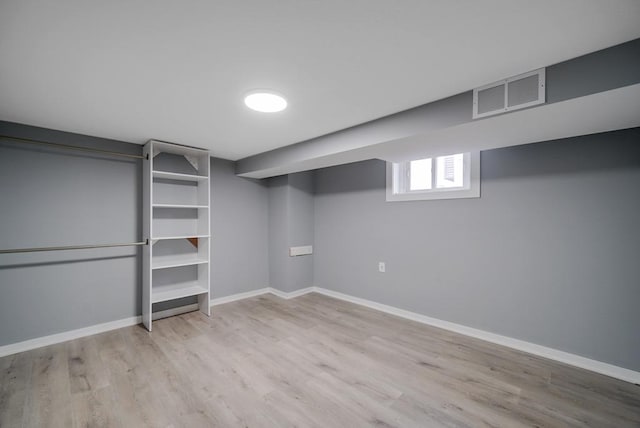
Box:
[244, 90, 287, 113]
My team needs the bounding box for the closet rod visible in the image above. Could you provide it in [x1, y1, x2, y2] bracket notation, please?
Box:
[0, 135, 145, 160]
[0, 240, 148, 254]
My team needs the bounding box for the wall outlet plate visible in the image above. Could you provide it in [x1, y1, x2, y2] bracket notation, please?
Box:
[378, 262, 386, 273]
[290, 245, 313, 257]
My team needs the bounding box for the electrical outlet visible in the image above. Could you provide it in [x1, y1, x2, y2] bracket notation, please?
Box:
[378, 262, 386, 273]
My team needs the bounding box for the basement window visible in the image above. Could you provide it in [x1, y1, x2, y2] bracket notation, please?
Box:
[386, 152, 480, 201]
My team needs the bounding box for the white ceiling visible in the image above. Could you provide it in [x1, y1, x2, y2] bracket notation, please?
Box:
[1, 1, 639, 160]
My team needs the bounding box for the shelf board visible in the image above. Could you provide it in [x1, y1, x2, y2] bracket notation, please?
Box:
[152, 234, 209, 241]
[150, 140, 209, 157]
[152, 281, 208, 303]
[152, 170, 208, 181]
[153, 203, 209, 209]
[152, 255, 208, 270]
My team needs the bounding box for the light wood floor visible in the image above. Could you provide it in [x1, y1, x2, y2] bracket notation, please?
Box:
[1, 293, 639, 427]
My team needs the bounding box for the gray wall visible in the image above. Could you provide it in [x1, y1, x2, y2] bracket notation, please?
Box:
[268, 172, 314, 292]
[287, 172, 315, 291]
[210, 157, 269, 297]
[268, 175, 289, 291]
[313, 128, 640, 372]
[0, 122, 269, 346]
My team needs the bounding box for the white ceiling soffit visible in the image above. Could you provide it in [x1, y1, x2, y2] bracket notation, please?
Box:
[1, 1, 640, 160]
[239, 83, 640, 178]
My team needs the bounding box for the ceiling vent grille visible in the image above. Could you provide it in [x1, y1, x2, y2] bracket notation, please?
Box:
[473, 68, 545, 119]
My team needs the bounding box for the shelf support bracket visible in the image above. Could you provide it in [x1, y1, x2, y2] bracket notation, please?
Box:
[184, 155, 199, 171]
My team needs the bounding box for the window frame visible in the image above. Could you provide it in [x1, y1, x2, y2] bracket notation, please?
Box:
[386, 151, 481, 202]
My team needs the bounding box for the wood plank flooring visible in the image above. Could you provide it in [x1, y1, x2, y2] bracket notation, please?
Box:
[1, 293, 639, 427]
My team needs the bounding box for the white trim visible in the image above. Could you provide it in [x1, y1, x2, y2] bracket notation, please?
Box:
[0, 288, 270, 358]
[311, 287, 640, 385]
[210, 287, 271, 306]
[2, 285, 638, 385]
[0, 316, 141, 358]
[268, 286, 315, 299]
[386, 152, 480, 202]
[0, 302, 213, 357]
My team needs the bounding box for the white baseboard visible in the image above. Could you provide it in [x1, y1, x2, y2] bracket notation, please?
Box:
[311, 287, 640, 385]
[268, 286, 315, 299]
[210, 287, 271, 306]
[0, 302, 207, 358]
[0, 316, 141, 358]
[2, 285, 638, 385]
[209, 287, 312, 304]
[0, 288, 272, 358]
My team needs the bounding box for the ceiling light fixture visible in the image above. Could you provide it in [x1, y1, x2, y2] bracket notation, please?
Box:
[244, 90, 287, 113]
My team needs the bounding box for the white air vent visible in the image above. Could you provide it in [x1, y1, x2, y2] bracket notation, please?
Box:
[473, 68, 545, 119]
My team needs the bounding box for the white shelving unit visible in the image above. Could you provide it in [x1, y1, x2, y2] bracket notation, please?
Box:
[142, 140, 211, 331]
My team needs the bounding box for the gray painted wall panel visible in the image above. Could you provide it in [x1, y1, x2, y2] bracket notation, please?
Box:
[210, 157, 269, 297]
[268, 175, 289, 291]
[268, 172, 315, 292]
[287, 172, 314, 291]
[547, 38, 640, 104]
[313, 128, 640, 371]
